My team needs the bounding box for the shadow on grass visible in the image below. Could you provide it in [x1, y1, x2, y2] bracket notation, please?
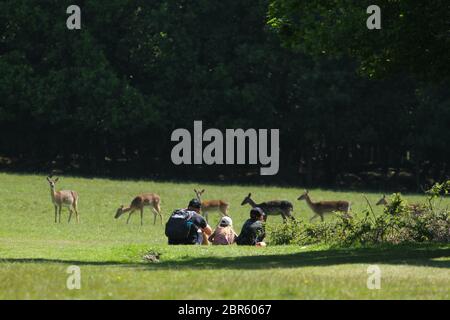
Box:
[156, 245, 450, 270]
[1, 245, 449, 270]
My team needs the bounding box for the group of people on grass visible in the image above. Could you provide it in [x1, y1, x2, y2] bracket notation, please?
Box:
[165, 199, 266, 247]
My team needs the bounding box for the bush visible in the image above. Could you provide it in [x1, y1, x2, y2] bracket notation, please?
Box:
[267, 182, 450, 246]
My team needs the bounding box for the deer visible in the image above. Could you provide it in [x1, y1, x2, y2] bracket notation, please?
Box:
[240, 193, 294, 222]
[375, 195, 389, 206]
[376, 195, 424, 214]
[194, 189, 229, 223]
[297, 190, 351, 222]
[115, 193, 162, 225]
[46, 176, 79, 223]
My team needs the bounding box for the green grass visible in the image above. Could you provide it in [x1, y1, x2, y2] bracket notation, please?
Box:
[0, 173, 449, 299]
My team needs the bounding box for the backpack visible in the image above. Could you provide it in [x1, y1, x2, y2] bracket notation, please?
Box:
[165, 209, 194, 241]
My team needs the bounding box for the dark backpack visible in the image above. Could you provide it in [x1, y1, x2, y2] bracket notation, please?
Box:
[165, 209, 194, 241]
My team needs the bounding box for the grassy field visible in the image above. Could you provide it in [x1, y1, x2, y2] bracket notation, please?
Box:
[0, 173, 449, 299]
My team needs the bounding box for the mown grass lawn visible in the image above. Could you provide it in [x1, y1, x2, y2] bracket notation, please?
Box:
[0, 173, 449, 299]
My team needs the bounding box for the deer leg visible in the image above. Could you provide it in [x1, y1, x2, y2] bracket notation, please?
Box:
[58, 206, 62, 223]
[155, 203, 163, 224]
[346, 205, 352, 218]
[288, 208, 295, 221]
[126, 210, 134, 224]
[320, 214, 324, 222]
[151, 208, 159, 225]
[140, 208, 144, 226]
[310, 214, 317, 222]
[73, 201, 79, 223]
[54, 206, 58, 223]
[68, 209, 73, 223]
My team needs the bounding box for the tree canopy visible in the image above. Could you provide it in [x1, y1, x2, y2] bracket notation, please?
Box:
[0, 0, 448, 189]
[268, 0, 450, 81]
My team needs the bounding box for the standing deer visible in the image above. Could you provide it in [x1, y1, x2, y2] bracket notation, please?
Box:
[46, 176, 79, 223]
[240, 193, 294, 221]
[115, 193, 162, 225]
[194, 189, 229, 222]
[297, 190, 351, 222]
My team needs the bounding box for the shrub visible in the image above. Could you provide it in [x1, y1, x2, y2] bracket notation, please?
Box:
[267, 182, 450, 246]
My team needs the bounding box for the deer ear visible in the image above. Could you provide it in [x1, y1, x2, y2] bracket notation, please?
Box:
[46, 177, 51, 182]
[201, 189, 205, 193]
[248, 193, 252, 197]
[54, 178, 59, 182]
[194, 189, 197, 193]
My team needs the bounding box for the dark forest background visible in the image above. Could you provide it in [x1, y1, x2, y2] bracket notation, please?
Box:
[0, 0, 449, 191]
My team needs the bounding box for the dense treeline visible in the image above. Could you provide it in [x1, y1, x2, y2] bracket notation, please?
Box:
[0, 0, 448, 190]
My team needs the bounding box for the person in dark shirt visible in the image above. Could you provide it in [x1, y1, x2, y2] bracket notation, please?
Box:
[166, 199, 212, 245]
[236, 207, 266, 247]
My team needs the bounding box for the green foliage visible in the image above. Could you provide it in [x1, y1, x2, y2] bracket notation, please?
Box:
[268, 0, 450, 81]
[426, 181, 450, 200]
[267, 219, 304, 245]
[383, 193, 408, 216]
[269, 182, 450, 246]
[0, 1, 448, 188]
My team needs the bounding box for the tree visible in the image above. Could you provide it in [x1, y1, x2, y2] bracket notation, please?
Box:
[268, 0, 450, 81]
[0, 0, 447, 188]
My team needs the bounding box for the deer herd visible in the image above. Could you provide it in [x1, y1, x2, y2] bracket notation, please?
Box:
[45, 175, 393, 225]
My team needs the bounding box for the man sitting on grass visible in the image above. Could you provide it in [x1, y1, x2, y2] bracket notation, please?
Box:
[236, 207, 266, 247]
[165, 199, 212, 245]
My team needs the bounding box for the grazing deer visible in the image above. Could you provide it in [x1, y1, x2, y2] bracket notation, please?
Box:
[46, 176, 79, 223]
[240, 193, 294, 221]
[297, 190, 351, 222]
[115, 193, 162, 225]
[375, 195, 389, 206]
[376, 195, 423, 214]
[194, 189, 229, 222]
